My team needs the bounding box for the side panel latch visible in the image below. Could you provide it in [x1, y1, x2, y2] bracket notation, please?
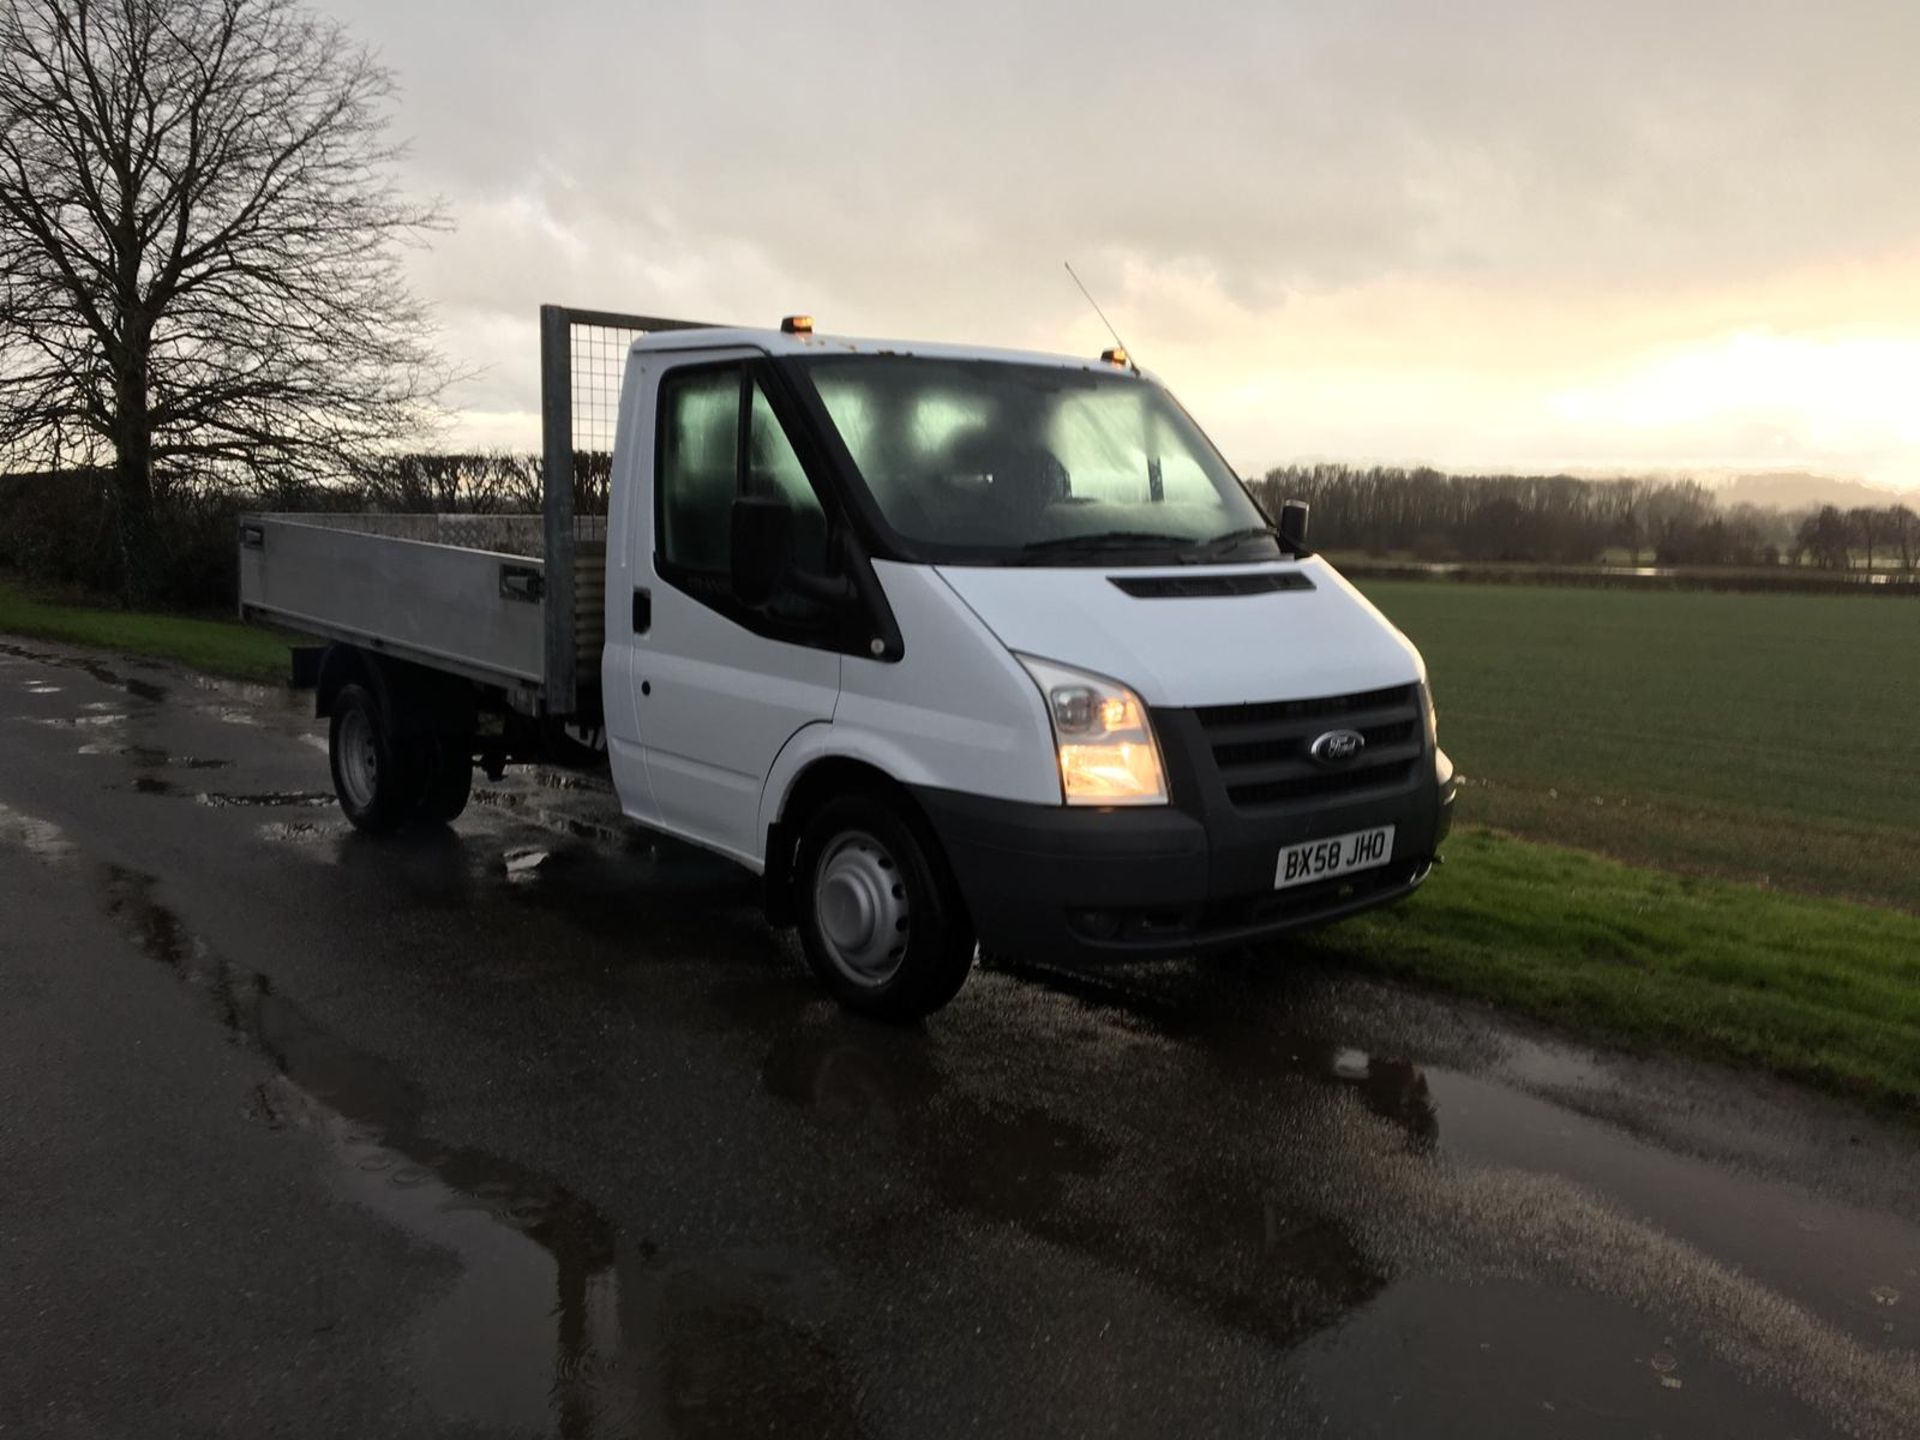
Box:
[500, 564, 546, 604]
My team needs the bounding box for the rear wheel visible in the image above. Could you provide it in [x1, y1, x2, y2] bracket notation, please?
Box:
[794, 792, 975, 1020]
[329, 683, 423, 834]
[418, 733, 474, 823]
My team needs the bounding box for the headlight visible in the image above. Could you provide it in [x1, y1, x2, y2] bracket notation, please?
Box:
[1016, 655, 1168, 806]
[1421, 681, 1438, 743]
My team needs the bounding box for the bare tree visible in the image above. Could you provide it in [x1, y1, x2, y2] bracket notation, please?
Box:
[1604, 477, 1652, 566]
[0, 0, 446, 600]
[1891, 505, 1916, 572]
[1845, 506, 1881, 571]
[1797, 505, 1853, 571]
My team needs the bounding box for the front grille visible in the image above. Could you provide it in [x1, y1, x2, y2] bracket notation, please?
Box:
[1193, 683, 1424, 813]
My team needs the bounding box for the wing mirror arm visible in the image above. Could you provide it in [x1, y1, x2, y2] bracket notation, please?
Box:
[788, 569, 854, 604]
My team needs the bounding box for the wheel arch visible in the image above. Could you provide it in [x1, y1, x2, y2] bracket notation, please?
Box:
[315, 642, 380, 721]
[761, 751, 948, 929]
[315, 644, 475, 739]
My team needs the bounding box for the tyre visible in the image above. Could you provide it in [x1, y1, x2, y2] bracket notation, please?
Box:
[793, 791, 976, 1020]
[328, 683, 422, 835]
[418, 733, 474, 824]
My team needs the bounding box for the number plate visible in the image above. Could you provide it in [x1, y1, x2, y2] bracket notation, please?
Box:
[1274, 825, 1395, 890]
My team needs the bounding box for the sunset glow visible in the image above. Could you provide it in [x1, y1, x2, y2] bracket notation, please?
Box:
[325, 0, 1920, 491]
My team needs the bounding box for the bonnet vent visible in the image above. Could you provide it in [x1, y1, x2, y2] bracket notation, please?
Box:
[1109, 572, 1315, 599]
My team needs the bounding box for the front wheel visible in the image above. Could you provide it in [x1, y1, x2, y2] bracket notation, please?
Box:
[793, 793, 976, 1020]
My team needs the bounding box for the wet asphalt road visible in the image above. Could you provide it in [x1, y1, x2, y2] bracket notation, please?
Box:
[1, 637, 1917, 1440]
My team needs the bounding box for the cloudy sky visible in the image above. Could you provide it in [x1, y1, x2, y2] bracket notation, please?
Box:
[331, 0, 1920, 488]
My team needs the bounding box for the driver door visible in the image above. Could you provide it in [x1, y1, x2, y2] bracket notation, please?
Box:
[624, 355, 841, 865]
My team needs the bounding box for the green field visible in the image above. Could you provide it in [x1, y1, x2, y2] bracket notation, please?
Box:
[1357, 580, 1920, 912]
[0, 578, 292, 684]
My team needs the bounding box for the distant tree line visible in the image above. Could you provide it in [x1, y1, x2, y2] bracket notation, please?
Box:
[1251, 465, 1918, 571]
[5, 453, 1914, 612]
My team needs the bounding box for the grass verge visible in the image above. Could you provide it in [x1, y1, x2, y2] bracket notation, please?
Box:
[0, 578, 291, 685]
[1302, 827, 1920, 1114]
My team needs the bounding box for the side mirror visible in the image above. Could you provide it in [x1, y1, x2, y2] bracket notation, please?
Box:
[731, 494, 793, 608]
[1279, 499, 1311, 556]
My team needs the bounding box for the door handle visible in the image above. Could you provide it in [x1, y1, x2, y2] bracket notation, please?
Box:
[632, 587, 651, 635]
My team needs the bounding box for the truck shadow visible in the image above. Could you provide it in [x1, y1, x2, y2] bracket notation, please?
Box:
[753, 958, 1440, 1360]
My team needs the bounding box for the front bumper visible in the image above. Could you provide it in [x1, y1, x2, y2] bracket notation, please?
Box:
[915, 742, 1456, 962]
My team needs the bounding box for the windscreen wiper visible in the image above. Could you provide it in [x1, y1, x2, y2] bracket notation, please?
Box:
[1189, 524, 1297, 560]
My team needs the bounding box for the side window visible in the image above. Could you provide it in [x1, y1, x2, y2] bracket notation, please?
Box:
[658, 366, 740, 575]
[657, 363, 834, 598]
[748, 383, 829, 574]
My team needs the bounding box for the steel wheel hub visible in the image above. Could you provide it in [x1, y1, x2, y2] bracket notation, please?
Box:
[337, 708, 379, 809]
[814, 831, 909, 986]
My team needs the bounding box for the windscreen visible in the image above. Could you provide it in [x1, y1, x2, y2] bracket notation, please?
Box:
[789, 356, 1276, 562]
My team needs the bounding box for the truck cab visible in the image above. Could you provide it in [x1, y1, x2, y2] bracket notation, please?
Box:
[242, 315, 1456, 1018]
[600, 321, 1454, 1014]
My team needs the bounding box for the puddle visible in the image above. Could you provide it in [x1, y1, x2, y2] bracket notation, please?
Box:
[133, 775, 173, 796]
[504, 848, 549, 884]
[193, 791, 334, 810]
[93, 864, 644, 1434]
[0, 800, 74, 862]
[91, 862, 878, 1435]
[981, 957, 1440, 1150]
[520, 767, 614, 795]
[1499, 1036, 1611, 1092]
[474, 788, 633, 847]
[77, 741, 232, 769]
[761, 1016, 1388, 1351]
[970, 955, 1919, 1431]
[0, 640, 170, 703]
[125, 680, 168, 704]
[199, 705, 263, 728]
[1330, 1047, 1370, 1080]
[259, 819, 352, 845]
[190, 672, 289, 708]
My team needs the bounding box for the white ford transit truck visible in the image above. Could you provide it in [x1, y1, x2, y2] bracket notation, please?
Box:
[241, 307, 1456, 1018]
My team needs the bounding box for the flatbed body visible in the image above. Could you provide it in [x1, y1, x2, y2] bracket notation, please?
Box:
[238, 512, 606, 712]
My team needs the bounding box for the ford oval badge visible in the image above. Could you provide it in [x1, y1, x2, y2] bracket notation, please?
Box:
[1310, 729, 1367, 765]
